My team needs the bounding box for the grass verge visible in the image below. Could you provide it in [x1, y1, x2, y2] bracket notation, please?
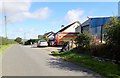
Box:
[51, 50, 120, 78]
[0, 44, 14, 55]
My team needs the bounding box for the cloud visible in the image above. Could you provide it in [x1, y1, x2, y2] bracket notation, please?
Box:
[65, 9, 84, 23]
[0, 0, 31, 14]
[7, 7, 51, 23]
[30, 7, 51, 20]
[0, 0, 51, 24]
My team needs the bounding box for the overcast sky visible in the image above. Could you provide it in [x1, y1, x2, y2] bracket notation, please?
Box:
[0, 0, 119, 39]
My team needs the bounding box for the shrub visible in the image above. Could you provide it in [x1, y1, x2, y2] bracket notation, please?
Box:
[105, 17, 120, 46]
[105, 17, 120, 64]
[0, 37, 16, 45]
[14, 37, 22, 44]
[88, 44, 120, 63]
[75, 33, 91, 47]
[24, 39, 41, 45]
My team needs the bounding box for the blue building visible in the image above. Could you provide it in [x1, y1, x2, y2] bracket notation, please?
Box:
[76, 16, 120, 44]
[118, 1, 120, 16]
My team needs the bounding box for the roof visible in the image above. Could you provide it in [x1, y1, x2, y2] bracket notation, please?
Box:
[81, 16, 120, 27]
[90, 17, 111, 27]
[81, 17, 111, 27]
[81, 19, 90, 26]
[44, 31, 55, 36]
[56, 21, 80, 34]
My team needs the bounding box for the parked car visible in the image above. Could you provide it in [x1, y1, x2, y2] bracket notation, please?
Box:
[37, 40, 48, 47]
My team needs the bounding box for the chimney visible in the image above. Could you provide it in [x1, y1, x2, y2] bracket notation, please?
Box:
[61, 25, 64, 29]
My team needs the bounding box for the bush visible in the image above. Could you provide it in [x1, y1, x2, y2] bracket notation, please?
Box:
[24, 39, 34, 45]
[88, 44, 120, 63]
[106, 17, 120, 46]
[24, 39, 41, 45]
[74, 43, 120, 63]
[0, 37, 16, 45]
[75, 33, 91, 47]
[89, 44, 110, 58]
[105, 17, 120, 63]
[14, 37, 22, 44]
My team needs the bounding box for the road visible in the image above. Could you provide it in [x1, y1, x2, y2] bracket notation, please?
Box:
[2, 45, 101, 76]
[0, 54, 2, 77]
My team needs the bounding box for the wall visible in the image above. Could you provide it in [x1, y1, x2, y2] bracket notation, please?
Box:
[63, 22, 80, 32]
[75, 26, 81, 33]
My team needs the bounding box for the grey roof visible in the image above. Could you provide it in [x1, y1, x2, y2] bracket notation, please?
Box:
[44, 31, 55, 37]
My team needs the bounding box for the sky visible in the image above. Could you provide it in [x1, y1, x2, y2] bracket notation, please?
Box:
[0, 0, 119, 39]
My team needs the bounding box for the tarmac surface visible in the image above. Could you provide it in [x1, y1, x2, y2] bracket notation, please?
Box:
[2, 45, 101, 77]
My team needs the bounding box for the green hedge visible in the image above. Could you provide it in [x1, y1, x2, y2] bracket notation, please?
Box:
[24, 39, 40, 45]
[0, 37, 16, 45]
[75, 44, 120, 64]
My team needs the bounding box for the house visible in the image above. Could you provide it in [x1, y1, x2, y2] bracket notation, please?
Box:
[42, 31, 55, 46]
[54, 21, 80, 46]
[38, 31, 55, 46]
[38, 31, 55, 40]
[38, 35, 43, 39]
[44, 31, 54, 36]
[75, 25, 82, 33]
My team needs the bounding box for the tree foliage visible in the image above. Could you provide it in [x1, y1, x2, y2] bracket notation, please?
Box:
[14, 37, 22, 44]
[75, 32, 91, 47]
[106, 17, 120, 46]
[0, 37, 16, 45]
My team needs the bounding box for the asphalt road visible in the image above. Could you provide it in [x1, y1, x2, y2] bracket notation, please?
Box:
[2, 45, 101, 76]
[0, 54, 2, 77]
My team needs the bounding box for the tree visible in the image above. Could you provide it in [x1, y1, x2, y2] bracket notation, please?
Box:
[75, 32, 91, 47]
[15, 37, 22, 44]
[105, 17, 120, 64]
[105, 17, 120, 46]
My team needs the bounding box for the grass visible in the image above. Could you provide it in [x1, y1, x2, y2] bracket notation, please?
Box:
[0, 44, 14, 55]
[51, 50, 120, 78]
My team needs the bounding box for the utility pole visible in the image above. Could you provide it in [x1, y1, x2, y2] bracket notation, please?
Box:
[4, 16, 7, 38]
[1, 1, 3, 47]
[3, 1, 7, 38]
[23, 32, 26, 45]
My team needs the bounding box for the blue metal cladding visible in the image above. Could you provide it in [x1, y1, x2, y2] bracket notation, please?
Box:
[90, 17, 111, 27]
[81, 16, 120, 28]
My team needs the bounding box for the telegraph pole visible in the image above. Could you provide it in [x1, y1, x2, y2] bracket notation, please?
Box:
[4, 16, 7, 38]
[3, 1, 7, 38]
[23, 32, 26, 45]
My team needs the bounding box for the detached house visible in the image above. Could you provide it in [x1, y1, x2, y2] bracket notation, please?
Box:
[54, 21, 80, 46]
[44, 31, 55, 46]
[44, 31, 55, 40]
